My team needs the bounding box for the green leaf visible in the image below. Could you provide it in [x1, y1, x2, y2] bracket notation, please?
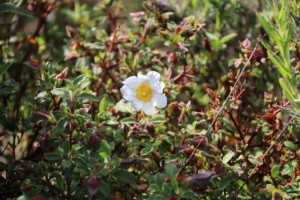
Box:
[99, 97, 108, 115]
[62, 158, 72, 168]
[99, 140, 110, 159]
[77, 93, 98, 101]
[271, 165, 281, 178]
[219, 33, 237, 44]
[150, 115, 166, 124]
[281, 161, 296, 177]
[219, 176, 233, 190]
[165, 163, 180, 178]
[222, 151, 235, 164]
[257, 13, 278, 42]
[268, 51, 291, 80]
[115, 99, 134, 113]
[279, 78, 297, 107]
[100, 181, 111, 197]
[0, 113, 15, 131]
[0, 88, 16, 96]
[51, 88, 71, 101]
[62, 141, 71, 154]
[181, 190, 199, 200]
[121, 117, 136, 125]
[140, 146, 153, 156]
[0, 3, 33, 17]
[0, 161, 7, 170]
[73, 74, 86, 86]
[0, 63, 12, 77]
[113, 169, 137, 184]
[44, 153, 61, 161]
[83, 42, 104, 50]
[206, 32, 219, 40]
[54, 118, 69, 134]
[284, 141, 298, 150]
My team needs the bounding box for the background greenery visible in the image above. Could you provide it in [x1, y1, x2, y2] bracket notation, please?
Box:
[1, 0, 300, 199]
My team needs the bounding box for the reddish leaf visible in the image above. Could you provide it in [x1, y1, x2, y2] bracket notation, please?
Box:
[88, 177, 102, 196]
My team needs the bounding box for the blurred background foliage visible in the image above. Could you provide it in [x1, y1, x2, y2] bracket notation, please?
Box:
[1, 0, 300, 199]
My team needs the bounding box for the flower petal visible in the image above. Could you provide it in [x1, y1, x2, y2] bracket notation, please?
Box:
[153, 93, 167, 108]
[142, 102, 156, 115]
[131, 99, 143, 111]
[147, 71, 161, 82]
[120, 85, 134, 101]
[149, 81, 165, 93]
[137, 73, 147, 81]
[123, 76, 142, 89]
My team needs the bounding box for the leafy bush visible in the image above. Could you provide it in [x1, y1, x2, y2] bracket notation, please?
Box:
[1, 0, 300, 199]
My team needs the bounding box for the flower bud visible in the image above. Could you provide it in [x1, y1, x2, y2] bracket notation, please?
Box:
[56, 67, 69, 81]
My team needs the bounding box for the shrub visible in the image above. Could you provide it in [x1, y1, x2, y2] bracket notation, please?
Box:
[0, 0, 300, 199]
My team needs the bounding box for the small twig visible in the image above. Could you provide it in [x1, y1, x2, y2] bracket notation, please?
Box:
[227, 110, 245, 144]
[173, 66, 186, 83]
[247, 113, 298, 178]
[236, 111, 298, 195]
[179, 38, 262, 174]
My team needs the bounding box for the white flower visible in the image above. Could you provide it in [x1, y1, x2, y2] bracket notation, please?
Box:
[120, 71, 167, 115]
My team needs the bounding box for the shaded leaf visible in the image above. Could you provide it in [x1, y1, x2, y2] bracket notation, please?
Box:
[99, 181, 110, 197]
[0, 63, 12, 77]
[0, 3, 33, 17]
[44, 153, 61, 161]
[186, 172, 215, 186]
[77, 93, 98, 101]
[51, 88, 71, 101]
[113, 169, 137, 184]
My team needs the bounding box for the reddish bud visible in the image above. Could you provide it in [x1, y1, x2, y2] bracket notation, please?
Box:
[164, 177, 170, 183]
[56, 67, 69, 81]
[64, 54, 78, 61]
[234, 58, 243, 68]
[21, 184, 33, 192]
[242, 38, 251, 49]
[263, 112, 276, 125]
[130, 11, 145, 21]
[88, 177, 102, 197]
[167, 53, 177, 64]
[66, 26, 79, 38]
[146, 122, 156, 135]
[24, 58, 41, 70]
[202, 37, 211, 52]
[32, 196, 44, 200]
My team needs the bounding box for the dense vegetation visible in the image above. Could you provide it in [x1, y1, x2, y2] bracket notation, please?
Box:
[1, 0, 300, 199]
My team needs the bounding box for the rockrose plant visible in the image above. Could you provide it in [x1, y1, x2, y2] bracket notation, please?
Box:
[0, 0, 300, 199]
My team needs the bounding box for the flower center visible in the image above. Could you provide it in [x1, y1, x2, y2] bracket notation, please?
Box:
[136, 83, 153, 102]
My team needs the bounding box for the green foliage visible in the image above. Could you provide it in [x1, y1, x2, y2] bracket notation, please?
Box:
[1, 0, 300, 199]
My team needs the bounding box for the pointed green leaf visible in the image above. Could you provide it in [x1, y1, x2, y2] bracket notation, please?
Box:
[0, 63, 12, 77]
[219, 33, 237, 44]
[44, 153, 61, 161]
[99, 97, 108, 115]
[113, 169, 136, 184]
[222, 151, 235, 164]
[77, 93, 98, 101]
[0, 3, 33, 17]
[51, 88, 71, 101]
[73, 74, 86, 86]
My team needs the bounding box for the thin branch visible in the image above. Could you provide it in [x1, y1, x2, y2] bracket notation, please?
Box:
[237, 110, 299, 195]
[179, 38, 262, 174]
[227, 110, 245, 144]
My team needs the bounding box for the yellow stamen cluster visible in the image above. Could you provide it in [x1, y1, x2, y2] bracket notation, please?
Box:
[136, 83, 153, 102]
